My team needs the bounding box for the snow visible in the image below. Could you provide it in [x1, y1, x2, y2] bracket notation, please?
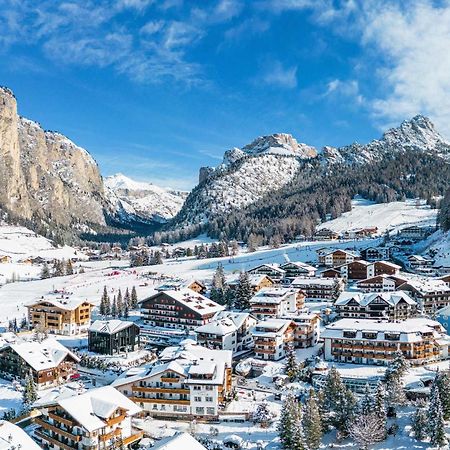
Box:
[318, 197, 438, 235]
[0, 419, 42, 450]
[0, 379, 23, 416]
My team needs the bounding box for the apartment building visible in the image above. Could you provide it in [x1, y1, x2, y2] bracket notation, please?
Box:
[338, 260, 401, 281]
[195, 311, 257, 354]
[34, 386, 143, 450]
[399, 279, 450, 313]
[361, 247, 392, 261]
[249, 287, 305, 319]
[113, 341, 232, 419]
[247, 264, 286, 282]
[290, 277, 344, 301]
[335, 291, 418, 320]
[281, 312, 321, 348]
[252, 319, 296, 361]
[0, 339, 79, 389]
[140, 288, 224, 330]
[227, 274, 275, 293]
[356, 274, 408, 292]
[88, 320, 140, 355]
[322, 318, 450, 366]
[280, 261, 317, 279]
[26, 297, 93, 336]
[318, 249, 360, 267]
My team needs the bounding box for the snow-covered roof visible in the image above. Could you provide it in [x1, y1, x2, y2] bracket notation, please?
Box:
[214, 310, 254, 329]
[252, 319, 293, 337]
[9, 338, 79, 372]
[322, 318, 446, 343]
[27, 296, 93, 311]
[142, 288, 224, 316]
[402, 278, 450, 294]
[228, 273, 274, 286]
[335, 291, 416, 307]
[149, 432, 207, 450]
[195, 318, 237, 336]
[57, 386, 141, 432]
[280, 261, 317, 272]
[0, 420, 42, 450]
[89, 319, 135, 334]
[248, 263, 286, 274]
[291, 277, 338, 287]
[250, 287, 298, 304]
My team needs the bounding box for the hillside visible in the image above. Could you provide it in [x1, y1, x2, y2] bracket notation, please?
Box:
[166, 115, 450, 244]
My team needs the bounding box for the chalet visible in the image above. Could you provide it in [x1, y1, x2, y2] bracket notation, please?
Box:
[290, 277, 344, 301]
[356, 274, 408, 293]
[195, 311, 257, 354]
[398, 279, 450, 313]
[335, 291, 418, 320]
[0, 420, 42, 449]
[441, 274, 450, 287]
[140, 289, 224, 330]
[341, 227, 378, 239]
[228, 274, 275, 293]
[280, 312, 321, 348]
[373, 260, 401, 276]
[407, 255, 435, 270]
[187, 280, 207, 295]
[319, 249, 360, 267]
[88, 320, 140, 355]
[247, 264, 286, 282]
[313, 228, 339, 241]
[339, 260, 373, 280]
[0, 255, 11, 264]
[34, 386, 143, 450]
[252, 319, 296, 361]
[113, 341, 233, 419]
[361, 246, 392, 261]
[322, 318, 450, 366]
[280, 261, 317, 279]
[150, 433, 207, 450]
[26, 297, 93, 336]
[0, 338, 79, 389]
[398, 226, 434, 241]
[249, 287, 305, 319]
[321, 268, 342, 278]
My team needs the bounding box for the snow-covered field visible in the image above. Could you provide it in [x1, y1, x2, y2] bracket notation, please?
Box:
[318, 197, 438, 235]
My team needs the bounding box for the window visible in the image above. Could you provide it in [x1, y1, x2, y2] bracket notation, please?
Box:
[206, 407, 215, 415]
[195, 407, 204, 414]
[205, 396, 213, 402]
[194, 396, 202, 402]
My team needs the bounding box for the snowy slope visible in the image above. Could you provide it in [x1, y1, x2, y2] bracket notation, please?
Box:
[317, 197, 438, 235]
[105, 173, 188, 223]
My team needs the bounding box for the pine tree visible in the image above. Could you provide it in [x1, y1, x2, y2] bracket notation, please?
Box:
[412, 407, 428, 441]
[117, 289, 123, 317]
[384, 350, 409, 384]
[124, 288, 130, 309]
[124, 300, 129, 318]
[40, 263, 50, 279]
[100, 286, 108, 316]
[348, 413, 386, 450]
[234, 272, 253, 310]
[131, 286, 138, 309]
[303, 389, 322, 450]
[22, 370, 38, 412]
[278, 394, 304, 450]
[253, 402, 272, 427]
[151, 251, 163, 265]
[284, 344, 299, 381]
[359, 384, 373, 416]
[210, 263, 227, 304]
[373, 381, 387, 436]
[53, 260, 64, 277]
[111, 295, 117, 318]
[436, 371, 450, 420]
[428, 382, 447, 447]
[65, 259, 74, 275]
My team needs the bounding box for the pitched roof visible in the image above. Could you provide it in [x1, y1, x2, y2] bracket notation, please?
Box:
[89, 319, 135, 334]
[335, 291, 416, 307]
[0, 420, 42, 450]
[150, 432, 207, 450]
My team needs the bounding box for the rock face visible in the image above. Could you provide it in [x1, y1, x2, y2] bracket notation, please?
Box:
[105, 173, 187, 223]
[0, 87, 108, 231]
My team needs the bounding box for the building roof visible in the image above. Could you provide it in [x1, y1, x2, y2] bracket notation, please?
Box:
[89, 319, 135, 334]
[26, 296, 93, 311]
[57, 386, 141, 432]
[250, 287, 298, 305]
[9, 338, 79, 372]
[291, 277, 338, 287]
[280, 261, 317, 272]
[248, 263, 286, 274]
[228, 274, 274, 287]
[141, 288, 224, 316]
[0, 420, 42, 450]
[401, 278, 450, 294]
[252, 319, 294, 337]
[195, 318, 237, 336]
[335, 291, 417, 307]
[149, 432, 207, 450]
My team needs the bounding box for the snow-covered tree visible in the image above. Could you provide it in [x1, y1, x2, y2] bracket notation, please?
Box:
[253, 402, 272, 427]
[348, 413, 386, 450]
[210, 263, 227, 305]
[117, 289, 123, 317]
[65, 259, 74, 275]
[412, 407, 428, 441]
[22, 370, 38, 412]
[111, 295, 117, 318]
[40, 263, 50, 279]
[373, 381, 387, 436]
[234, 272, 253, 310]
[131, 286, 138, 309]
[278, 395, 305, 450]
[384, 350, 409, 384]
[428, 379, 448, 447]
[284, 344, 299, 381]
[436, 371, 450, 420]
[99, 286, 109, 316]
[359, 384, 373, 416]
[303, 389, 322, 450]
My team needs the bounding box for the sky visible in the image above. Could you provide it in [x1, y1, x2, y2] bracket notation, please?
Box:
[1, 0, 450, 190]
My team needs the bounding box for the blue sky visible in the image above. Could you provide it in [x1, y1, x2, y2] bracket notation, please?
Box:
[1, 0, 449, 190]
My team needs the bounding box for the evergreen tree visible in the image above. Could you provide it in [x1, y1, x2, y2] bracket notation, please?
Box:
[278, 395, 304, 450]
[373, 381, 387, 436]
[111, 295, 117, 318]
[65, 259, 74, 275]
[359, 384, 373, 416]
[284, 344, 299, 381]
[124, 288, 131, 309]
[99, 286, 108, 316]
[210, 263, 227, 304]
[22, 370, 38, 412]
[117, 289, 123, 317]
[40, 263, 50, 279]
[303, 389, 322, 450]
[253, 402, 272, 427]
[436, 371, 450, 420]
[428, 382, 447, 447]
[384, 350, 409, 384]
[53, 259, 64, 277]
[348, 413, 386, 450]
[412, 407, 428, 441]
[151, 251, 163, 265]
[123, 300, 129, 318]
[131, 286, 138, 309]
[234, 272, 253, 310]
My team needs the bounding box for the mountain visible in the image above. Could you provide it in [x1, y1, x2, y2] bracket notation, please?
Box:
[105, 173, 187, 223]
[0, 87, 184, 241]
[167, 116, 450, 243]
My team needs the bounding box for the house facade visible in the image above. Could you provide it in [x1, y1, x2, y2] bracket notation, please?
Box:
[290, 277, 344, 301]
[356, 274, 408, 293]
[249, 287, 305, 319]
[319, 249, 360, 267]
[399, 279, 450, 313]
[140, 289, 224, 330]
[88, 320, 140, 355]
[252, 319, 296, 361]
[247, 264, 286, 282]
[26, 297, 93, 336]
[280, 261, 317, 279]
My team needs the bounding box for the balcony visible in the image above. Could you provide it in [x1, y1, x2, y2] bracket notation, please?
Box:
[133, 386, 189, 395]
[35, 418, 81, 442]
[99, 427, 122, 442]
[123, 431, 145, 446]
[105, 414, 126, 427]
[34, 429, 76, 450]
[130, 397, 190, 405]
[161, 376, 181, 383]
[48, 412, 76, 427]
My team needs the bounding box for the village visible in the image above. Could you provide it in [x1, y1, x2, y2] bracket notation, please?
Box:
[0, 210, 448, 450]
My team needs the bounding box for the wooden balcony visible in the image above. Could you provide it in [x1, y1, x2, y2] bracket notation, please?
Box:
[105, 414, 126, 427]
[35, 417, 81, 442]
[255, 348, 276, 354]
[48, 412, 76, 427]
[99, 427, 122, 442]
[123, 431, 144, 446]
[133, 386, 189, 395]
[161, 376, 181, 383]
[34, 429, 76, 450]
[130, 397, 190, 405]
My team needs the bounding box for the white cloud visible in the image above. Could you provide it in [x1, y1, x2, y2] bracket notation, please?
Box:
[261, 61, 297, 88]
[324, 79, 364, 104]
